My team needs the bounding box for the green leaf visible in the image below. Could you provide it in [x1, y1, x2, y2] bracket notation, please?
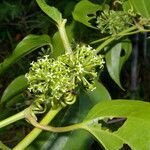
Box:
[129, 0, 150, 18]
[86, 80, 111, 102]
[6, 94, 26, 108]
[58, 83, 111, 150]
[56, 82, 110, 149]
[73, 0, 108, 28]
[51, 130, 92, 150]
[0, 34, 51, 75]
[1, 75, 28, 104]
[83, 100, 150, 150]
[36, 0, 62, 24]
[105, 40, 132, 89]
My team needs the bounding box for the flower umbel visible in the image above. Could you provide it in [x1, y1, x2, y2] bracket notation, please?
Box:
[97, 10, 132, 35]
[26, 45, 104, 108]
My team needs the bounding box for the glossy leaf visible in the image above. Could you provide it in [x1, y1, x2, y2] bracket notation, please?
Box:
[73, 0, 108, 28]
[129, 0, 150, 18]
[0, 34, 51, 75]
[83, 100, 150, 150]
[6, 94, 27, 108]
[1, 75, 28, 104]
[105, 40, 132, 89]
[86, 80, 111, 102]
[53, 83, 111, 150]
[36, 0, 62, 24]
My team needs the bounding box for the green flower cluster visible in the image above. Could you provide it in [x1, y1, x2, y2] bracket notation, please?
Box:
[26, 45, 104, 108]
[96, 10, 132, 35]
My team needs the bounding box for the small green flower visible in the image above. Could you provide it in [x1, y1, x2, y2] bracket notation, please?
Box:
[26, 45, 104, 108]
[97, 10, 132, 35]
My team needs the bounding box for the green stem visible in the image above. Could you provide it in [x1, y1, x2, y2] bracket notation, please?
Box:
[25, 111, 83, 132]
[13, 106, 62, 150]
[118, 28, 150, 37]
[90, 36, 110, 44]
[0, 109, 26, 128]
[95, 25, 137, 53]
[140, 29, 150, 33]
[57, 19, 73, 55]
[0, 141, 11, 150]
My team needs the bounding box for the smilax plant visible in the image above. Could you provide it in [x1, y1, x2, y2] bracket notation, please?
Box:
[1, 0, 150, 150]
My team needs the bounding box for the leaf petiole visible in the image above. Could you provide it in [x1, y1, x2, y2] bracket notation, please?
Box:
[25, 110, 84, 133]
